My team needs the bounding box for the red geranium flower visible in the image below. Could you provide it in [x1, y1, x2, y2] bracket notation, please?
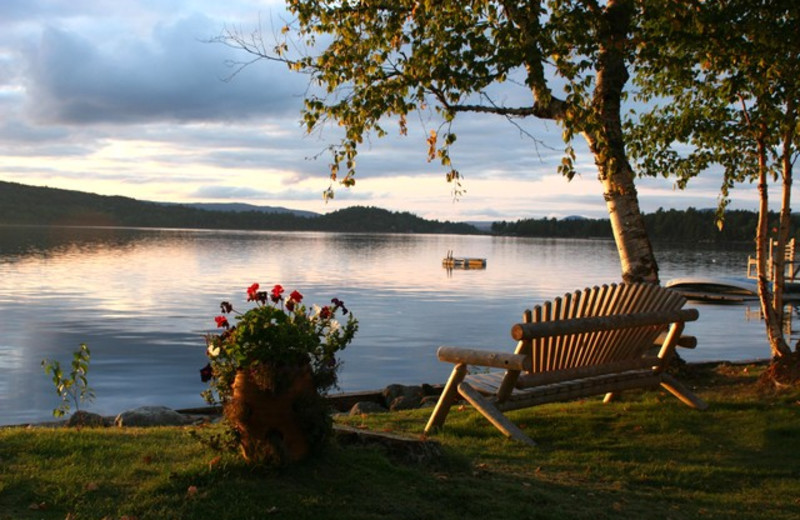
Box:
[270, 284, 284, 303]
[214, 316, 229, 328]
[246, 283, 260, 301]
[319, 306, 332, 320]
[289, 290, 303, 303]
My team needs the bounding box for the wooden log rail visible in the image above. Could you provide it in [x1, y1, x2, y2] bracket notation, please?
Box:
[511, 308, 699, 341]
[437, 347, 528, 370]
[514, 358, 655, 389]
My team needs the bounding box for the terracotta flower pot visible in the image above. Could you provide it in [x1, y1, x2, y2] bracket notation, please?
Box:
[225, 364, 328, 465]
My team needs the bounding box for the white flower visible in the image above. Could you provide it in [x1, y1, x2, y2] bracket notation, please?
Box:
[329, 319, 341, 332]
[311, 304, 322, 318]
[207, 344, 221, 358]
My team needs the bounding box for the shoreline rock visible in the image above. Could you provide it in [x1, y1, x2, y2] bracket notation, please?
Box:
[114, 406, 196, 427]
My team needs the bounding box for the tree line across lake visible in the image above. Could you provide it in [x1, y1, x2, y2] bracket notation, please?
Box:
[494, 208, 798, 243]
[1, 181, 791, 242]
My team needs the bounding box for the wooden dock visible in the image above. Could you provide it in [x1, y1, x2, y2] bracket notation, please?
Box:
[668, 238, 800, 303]
[442, 252, 486, 269]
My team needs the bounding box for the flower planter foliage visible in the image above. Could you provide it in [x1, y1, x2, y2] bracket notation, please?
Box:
[200, 283, 357, 464]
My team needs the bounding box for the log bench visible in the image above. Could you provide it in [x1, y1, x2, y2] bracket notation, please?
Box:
[424, 283, 706, 445]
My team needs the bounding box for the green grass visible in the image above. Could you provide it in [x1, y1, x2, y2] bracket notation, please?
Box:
[2, 363, 799, 519]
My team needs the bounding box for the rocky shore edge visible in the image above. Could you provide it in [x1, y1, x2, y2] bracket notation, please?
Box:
[7, 359, 774, 429]
[4, 383, 447, 463]
[5, 382, 444, 429]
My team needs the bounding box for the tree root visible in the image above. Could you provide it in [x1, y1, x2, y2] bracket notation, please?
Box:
[758, 351, 800, 389]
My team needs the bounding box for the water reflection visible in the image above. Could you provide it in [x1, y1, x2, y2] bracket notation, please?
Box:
[0, 226, 773, 425]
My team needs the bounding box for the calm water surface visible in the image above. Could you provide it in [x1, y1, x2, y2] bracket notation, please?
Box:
[0, 226, 772, 425]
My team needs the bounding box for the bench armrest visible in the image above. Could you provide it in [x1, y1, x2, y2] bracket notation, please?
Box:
[437, 346, 528, 371]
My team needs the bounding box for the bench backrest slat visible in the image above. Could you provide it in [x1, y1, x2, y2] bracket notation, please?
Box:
[583, 284, 618, 365]
[615, 283, 661, 361]
[513, 283, 694, 374]
[575, 284, 606, 366]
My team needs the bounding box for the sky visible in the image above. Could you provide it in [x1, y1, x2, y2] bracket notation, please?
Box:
[0, 0, 774, 222]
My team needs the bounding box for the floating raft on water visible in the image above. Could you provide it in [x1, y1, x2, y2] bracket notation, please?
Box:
[442, 257, 487, 269]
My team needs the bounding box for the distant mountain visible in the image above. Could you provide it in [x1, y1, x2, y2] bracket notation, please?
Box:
[169, 202, 319, 219]
[465, 221, 494, 232]
[0, 181, 479, 235]
[315, 206, 478, 234]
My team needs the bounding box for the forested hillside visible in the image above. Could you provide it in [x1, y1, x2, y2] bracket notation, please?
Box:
[0, 181, 477, 234]
[493, 208, 798, 242]
[3, 180, 791, 241]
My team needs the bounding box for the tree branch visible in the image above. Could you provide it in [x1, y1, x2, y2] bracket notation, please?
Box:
[499, 0, 559, 115]
[434, 90, 566, 120]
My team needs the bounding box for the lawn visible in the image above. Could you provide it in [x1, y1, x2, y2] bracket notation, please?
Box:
[1, 362, 799, 520]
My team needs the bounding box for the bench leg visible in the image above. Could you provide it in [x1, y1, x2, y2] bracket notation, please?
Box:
[660, 374, 709, 410]
[425, 363, 468, 434]
[458, 381, 536, 446]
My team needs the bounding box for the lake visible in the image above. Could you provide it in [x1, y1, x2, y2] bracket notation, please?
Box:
[0, 225, 775, 425]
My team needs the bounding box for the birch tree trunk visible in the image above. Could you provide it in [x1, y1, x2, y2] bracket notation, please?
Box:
[768, 121, 797, 359]
[599, 160, 659, 285]
[586, 0, 659, 285]
[754, 137, 792, 358]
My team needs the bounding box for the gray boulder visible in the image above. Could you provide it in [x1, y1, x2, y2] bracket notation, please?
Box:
[382, 384, 425, 411]
[389, 395, 423, 411]
[67, 410, 105, 427]
[419, 395, 440, 408]
[349, 401, 389, 415]
[114, 406, 192, 427]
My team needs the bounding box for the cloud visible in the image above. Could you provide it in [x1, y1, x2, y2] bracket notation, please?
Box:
[191, 183, 373, 202]
[0, 119, 73, 146]
[0, 0, 45, 22]
[459, 207, 510, 219]
[192, 185, 272, 199]
[23, 14, 306, 126]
